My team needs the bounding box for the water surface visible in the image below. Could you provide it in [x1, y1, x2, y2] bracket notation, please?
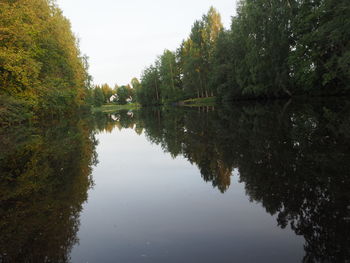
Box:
[1, 99, 349, 262]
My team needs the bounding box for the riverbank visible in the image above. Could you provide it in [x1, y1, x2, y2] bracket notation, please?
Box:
[180, 97, 217, 107]
[92, 103, 140, 113]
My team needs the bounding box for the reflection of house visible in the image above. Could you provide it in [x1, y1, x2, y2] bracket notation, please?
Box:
[127, 111, 134, 118]
[110, 114, 119, 121]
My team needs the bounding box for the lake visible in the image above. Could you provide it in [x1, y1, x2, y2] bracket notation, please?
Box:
[0, 98, 349, 262]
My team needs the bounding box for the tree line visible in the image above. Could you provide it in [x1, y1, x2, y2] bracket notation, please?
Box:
[1, 0, 348, 115]
[0, 0, 91, 123]
[136, 1, 349, 105]
[87, 82, 136, 107]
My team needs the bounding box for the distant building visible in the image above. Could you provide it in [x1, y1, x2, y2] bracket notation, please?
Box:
[110, 94, 118, 102]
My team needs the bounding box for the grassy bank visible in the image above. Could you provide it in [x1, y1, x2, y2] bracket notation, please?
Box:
[92, 103, 140, 113]
[180, 97, 217, 107]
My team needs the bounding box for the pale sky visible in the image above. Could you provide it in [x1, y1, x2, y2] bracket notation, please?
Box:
[56, 0, 237, 86]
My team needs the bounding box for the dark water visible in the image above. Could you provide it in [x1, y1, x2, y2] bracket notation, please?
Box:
[0, 98, 349, 262]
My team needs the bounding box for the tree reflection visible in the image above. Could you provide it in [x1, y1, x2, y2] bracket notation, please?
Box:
[96, 98, 350, 262]
[224, 100, 350, 262]
[0, 118, 98, 262]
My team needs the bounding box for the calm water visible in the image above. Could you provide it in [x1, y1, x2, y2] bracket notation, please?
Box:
[0, 99, 349, 262]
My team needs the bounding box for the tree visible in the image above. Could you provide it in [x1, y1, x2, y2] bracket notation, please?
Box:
[101, 83, 113, 103]
[136, 7, 223, 105]
[138, 64, 161, 106]
[0, 0, 90, 118]
[179, 7, 223, 99]
[116, 85, 130, 105]
[93, 86, 105, 106]
[131, 77, 141, 103]
[290, 0, 350, 93]
[158, 50, 183, 102]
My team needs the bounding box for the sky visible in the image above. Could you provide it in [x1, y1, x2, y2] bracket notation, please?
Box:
[56, 0, 237, 86]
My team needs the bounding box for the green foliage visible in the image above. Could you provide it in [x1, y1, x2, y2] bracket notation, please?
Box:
[0, 95, 33, 126]
[101, 83, 113, 103]
[92, 86, 105, 107]
[89, 82, 136, 107]
[131, 77, 141, 102]
[179, 7, 223, 99]
[0, 0, 91, 121]
[290, 0, 350, 93]
[137, 64, 161, 106]
[116, 85, 131, 105]
[215, 0, 350, 101]
[158, 50, 183, 103]
[136, 7, 223, 106]
[135, 2, 350, 105]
